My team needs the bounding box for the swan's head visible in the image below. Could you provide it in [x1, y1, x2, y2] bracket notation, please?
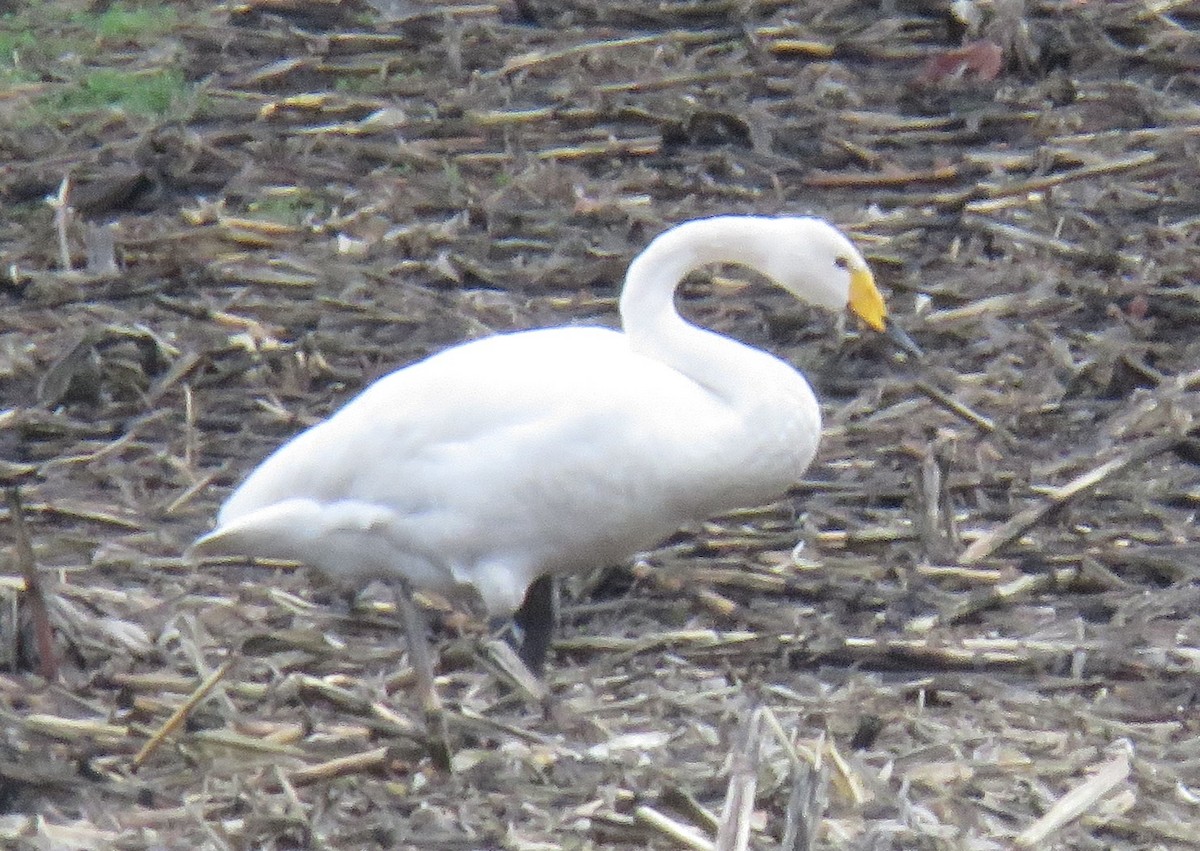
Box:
[760, 217, 887, 332]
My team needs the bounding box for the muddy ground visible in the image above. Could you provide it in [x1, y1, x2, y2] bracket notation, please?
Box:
[1, 1, 1199, 848]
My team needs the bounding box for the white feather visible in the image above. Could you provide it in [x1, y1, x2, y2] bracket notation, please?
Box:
[190, 215, 886, 617]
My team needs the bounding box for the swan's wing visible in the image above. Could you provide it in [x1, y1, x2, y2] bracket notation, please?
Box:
[193, 326, 761, 610]
[211, 327, 703, 516]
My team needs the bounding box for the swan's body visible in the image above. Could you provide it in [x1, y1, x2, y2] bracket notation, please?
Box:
[192, 215, 898, 670]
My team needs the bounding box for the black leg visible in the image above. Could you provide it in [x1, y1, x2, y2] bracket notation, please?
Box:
[513, 574, 555, 675]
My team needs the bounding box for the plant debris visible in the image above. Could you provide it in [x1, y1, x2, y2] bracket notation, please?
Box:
[1, 0, 1199, 848]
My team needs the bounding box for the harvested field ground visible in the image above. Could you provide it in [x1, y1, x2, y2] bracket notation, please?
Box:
[1, 0, 1199, 848]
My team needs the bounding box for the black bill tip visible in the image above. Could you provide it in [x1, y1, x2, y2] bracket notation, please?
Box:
[884, 317, 923, 359]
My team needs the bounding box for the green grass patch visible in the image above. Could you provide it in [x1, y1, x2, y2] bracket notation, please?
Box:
[333, 74, 388, 95]
[0, 26, 35, 63]
[0, 2, 179, 70]
[86, 2, 178, 40]
[246, 191, 330, 226]
[0, 66, 37, 86]
[50, 68, 189, 117]
[0, 2, 190, 124]
[0, 18, 40, 84]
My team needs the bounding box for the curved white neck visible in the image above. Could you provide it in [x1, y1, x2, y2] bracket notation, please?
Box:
[618, 217, 799, 405]
[616, 216, 824, 503]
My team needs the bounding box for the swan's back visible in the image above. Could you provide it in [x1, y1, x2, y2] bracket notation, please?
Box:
[195, 324, 819, 614]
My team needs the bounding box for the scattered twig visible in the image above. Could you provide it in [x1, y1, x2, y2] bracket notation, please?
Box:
[978, 151, 1160, 201]
[959, 434, 1182, 565]
[767, 38, 834, 58]
[803, 164, 960, 190]
[187, 728, 306, 757]
[481, 638, 548, 703]
[1014, 742, 1133, 847]
[906, 566, 1082, 633]
[532, 137, 660, 163]
[288, 746, 391, 787]
[22, 713, 128, 742]
[132, 658, 235, 770]
[714, 707, 764, 851]
[633, 804, 716, 851]
[913, 380, 997, 434]
[1, 3, 1198, 847]
[5, 487, 57, 680]
[963, 216, 1143, 268]
[47, 176, 73, 272]
[495, 30, 731, 77]
[781, 758, 828, 851]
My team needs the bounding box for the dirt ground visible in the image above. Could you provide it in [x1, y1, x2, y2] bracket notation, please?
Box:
[1, 1, 1199, 848]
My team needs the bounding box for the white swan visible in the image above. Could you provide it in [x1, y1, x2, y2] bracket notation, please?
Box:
[190, 215, 913, 684]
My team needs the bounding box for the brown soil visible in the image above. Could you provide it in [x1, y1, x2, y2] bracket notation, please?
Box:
[1, 1, 1199, 848]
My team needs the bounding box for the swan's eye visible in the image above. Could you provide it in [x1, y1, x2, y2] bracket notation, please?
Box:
[834, 256, 850, 270]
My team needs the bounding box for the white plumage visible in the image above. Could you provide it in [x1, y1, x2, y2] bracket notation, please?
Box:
[191, 215, 904, 672]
